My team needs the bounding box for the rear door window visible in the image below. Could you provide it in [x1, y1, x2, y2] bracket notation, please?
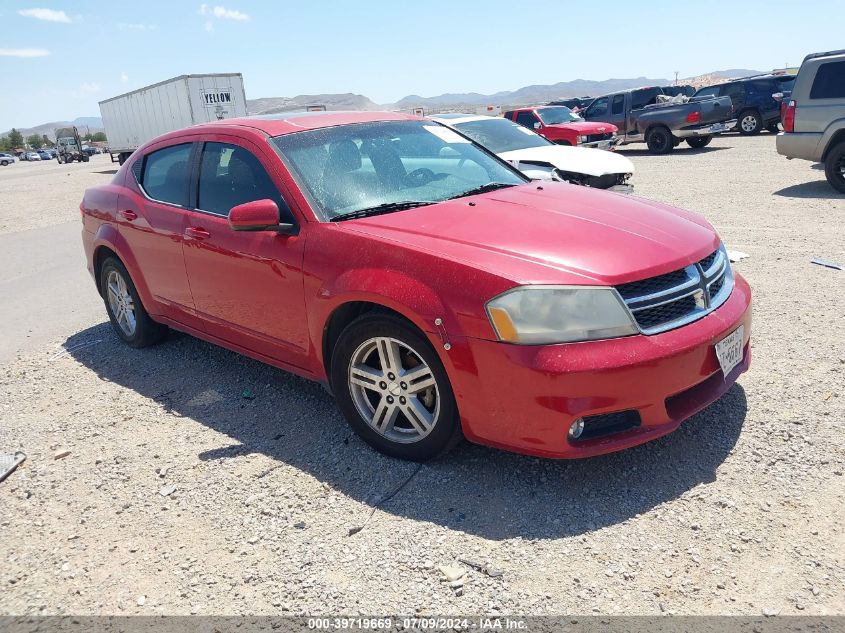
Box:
[810, 61, 845, 99]
[611, 94, 625, 115]
[140, 143, 192, 206]
[197, 142, 292, 219]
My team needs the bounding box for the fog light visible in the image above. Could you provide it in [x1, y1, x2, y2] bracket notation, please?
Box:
[568, 418, 585, 440]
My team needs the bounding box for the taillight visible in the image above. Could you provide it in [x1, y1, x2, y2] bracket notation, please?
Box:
[783, 100, 796, 132]
[686, 111, 702, 125]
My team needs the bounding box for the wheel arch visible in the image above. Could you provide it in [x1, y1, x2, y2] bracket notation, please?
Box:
[822, 127, 845, 161]
[90, 225, 156, 310]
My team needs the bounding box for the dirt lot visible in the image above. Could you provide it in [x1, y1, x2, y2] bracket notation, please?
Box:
[1, 134, 843, 617]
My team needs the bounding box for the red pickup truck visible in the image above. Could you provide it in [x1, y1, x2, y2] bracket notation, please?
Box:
[503, 106, 619, 149]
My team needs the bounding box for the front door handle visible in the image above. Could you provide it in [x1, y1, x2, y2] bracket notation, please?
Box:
[119, 210, 138, 221]
[185, 226, 210, 240]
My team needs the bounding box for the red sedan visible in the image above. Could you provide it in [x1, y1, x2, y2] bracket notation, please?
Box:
[80, 111, 751, 461]
[504, 106, 619, 149]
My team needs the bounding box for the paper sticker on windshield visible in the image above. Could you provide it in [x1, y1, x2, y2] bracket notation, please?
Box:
[423, 125, 470, 144]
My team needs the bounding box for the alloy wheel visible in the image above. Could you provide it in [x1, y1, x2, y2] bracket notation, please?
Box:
[741, 115, 757, 132]
[106, 269, 137, 337]
[347, 336, 440, 443]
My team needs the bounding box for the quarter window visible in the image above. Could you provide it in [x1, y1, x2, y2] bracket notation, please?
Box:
[197, 142, 291, 219]
[140, 143, 192, 206]
[810, 61, 845, 99]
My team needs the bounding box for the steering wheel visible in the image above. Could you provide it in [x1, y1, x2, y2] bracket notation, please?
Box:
[405, 168, 438, 187]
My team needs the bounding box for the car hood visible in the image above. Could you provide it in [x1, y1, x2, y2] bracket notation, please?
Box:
[546, 121, 617, 134]
[499, 145, 634, 177]
[343, 183, 719, 286]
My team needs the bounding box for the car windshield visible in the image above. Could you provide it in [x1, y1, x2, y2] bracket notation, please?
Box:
[272, 120, 526, 220]
[452, 118, 553, 153]
[536, 106, 584, 125]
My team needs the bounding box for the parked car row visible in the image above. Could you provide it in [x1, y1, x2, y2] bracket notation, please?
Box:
[693, 73, 795, 135]
[0, 152, 18, 166]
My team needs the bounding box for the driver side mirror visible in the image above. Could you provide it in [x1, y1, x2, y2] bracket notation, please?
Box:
[228, 199, 296, 234]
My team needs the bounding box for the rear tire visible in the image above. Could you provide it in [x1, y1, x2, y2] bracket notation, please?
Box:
[331, 314, 462, 461]
[766, 122, 781, 134]
[99, 257, 168, 348]
[686, 136, 713, 149]
[738, 110, 762, 135]
[646, 126, 674, 154]
[824, 140, 845, 194]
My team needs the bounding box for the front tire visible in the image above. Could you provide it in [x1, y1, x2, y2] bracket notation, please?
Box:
[100, 257, 167, 348]
[824, 141, 845, 194]
[646, 126, 674, 154]
[331, 314, 461, 461]
[738, 110, 762, 135]
[686, 136, 712, 149]
[767, 122, 781, 134]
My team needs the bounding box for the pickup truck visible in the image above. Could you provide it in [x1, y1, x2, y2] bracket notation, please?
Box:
[580, 86, 736, 154]
[503, 106, 619, 149]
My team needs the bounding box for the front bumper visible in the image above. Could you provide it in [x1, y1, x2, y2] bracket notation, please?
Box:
[675, 119, 737, 138]
[447, 273, 752, 459]
[578, 137, 621, 150]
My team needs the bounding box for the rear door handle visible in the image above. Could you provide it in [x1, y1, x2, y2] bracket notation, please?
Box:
[119, 210, 138, 221]
[185, 226, 210, 240]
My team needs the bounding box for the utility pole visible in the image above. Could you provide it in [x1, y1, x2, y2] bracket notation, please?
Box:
[674, 71, 679, 86]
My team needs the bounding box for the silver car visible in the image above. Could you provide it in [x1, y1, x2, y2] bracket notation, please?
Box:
[776, 49, 845, 193]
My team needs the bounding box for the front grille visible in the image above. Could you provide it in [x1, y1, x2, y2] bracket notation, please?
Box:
[616, 248, 733, 334]
[584, 132, 615, 143]
[572, 410, 642, 442]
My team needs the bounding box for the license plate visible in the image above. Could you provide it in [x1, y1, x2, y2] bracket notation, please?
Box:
[709, 123, 728, 133]
[715, 325, 744, 378]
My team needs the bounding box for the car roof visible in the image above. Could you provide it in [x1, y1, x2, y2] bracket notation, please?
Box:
[190, 110, 420, 136]
[430, 113, 499, 124]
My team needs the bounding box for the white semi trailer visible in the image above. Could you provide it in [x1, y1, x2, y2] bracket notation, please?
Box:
[99, 73, 248, 165]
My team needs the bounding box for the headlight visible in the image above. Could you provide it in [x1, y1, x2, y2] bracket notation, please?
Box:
[576, 135, 587, 144]
[486, 286, 638, 345]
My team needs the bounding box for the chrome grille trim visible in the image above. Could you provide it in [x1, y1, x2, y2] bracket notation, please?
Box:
[616, 246, 734, 335]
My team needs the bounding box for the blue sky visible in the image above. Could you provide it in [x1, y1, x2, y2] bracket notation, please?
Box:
[1, 0, 842, 129]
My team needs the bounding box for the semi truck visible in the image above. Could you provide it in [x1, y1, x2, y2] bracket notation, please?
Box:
[98, 73, 248, 165]
[54, 126, 88, 163]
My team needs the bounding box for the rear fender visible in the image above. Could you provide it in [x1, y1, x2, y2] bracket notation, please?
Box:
[91, 223, 157, 312]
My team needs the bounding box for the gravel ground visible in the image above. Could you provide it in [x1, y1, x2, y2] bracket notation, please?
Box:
[0, 154, 116, 235]
[1, 133, 843, 616]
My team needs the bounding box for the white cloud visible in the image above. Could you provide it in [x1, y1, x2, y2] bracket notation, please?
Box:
[118, 22, 157, 31]
[0, 48, 50, 57]
[79, 82, 100, 94]
[120, 72, 129, 83]
[199, 4, 250, 21]
[17, 8, 72, 23]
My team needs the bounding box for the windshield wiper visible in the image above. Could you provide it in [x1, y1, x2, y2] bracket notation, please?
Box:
[330, 200, 435, 222]
[449, 182, 517, 200]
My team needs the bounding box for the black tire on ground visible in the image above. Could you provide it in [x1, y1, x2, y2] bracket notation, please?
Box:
[767, 122, 781, 134]
[118, 152, 131, 166]
[330, 313, 462, 461]
[646, 126, 674, 154]
[99, 257, 168, 348]
[0, 160, 9, 166]
[738, 110, 762, 135]
[824, 140, 845, 194]
[82, 154, 90, 162]
[686, 136, 713, 149]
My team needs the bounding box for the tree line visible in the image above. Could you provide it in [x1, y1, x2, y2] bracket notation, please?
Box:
[0, 128, 107, 152]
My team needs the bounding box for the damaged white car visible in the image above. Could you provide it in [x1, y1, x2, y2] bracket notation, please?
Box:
[430, 113, 634, 192]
